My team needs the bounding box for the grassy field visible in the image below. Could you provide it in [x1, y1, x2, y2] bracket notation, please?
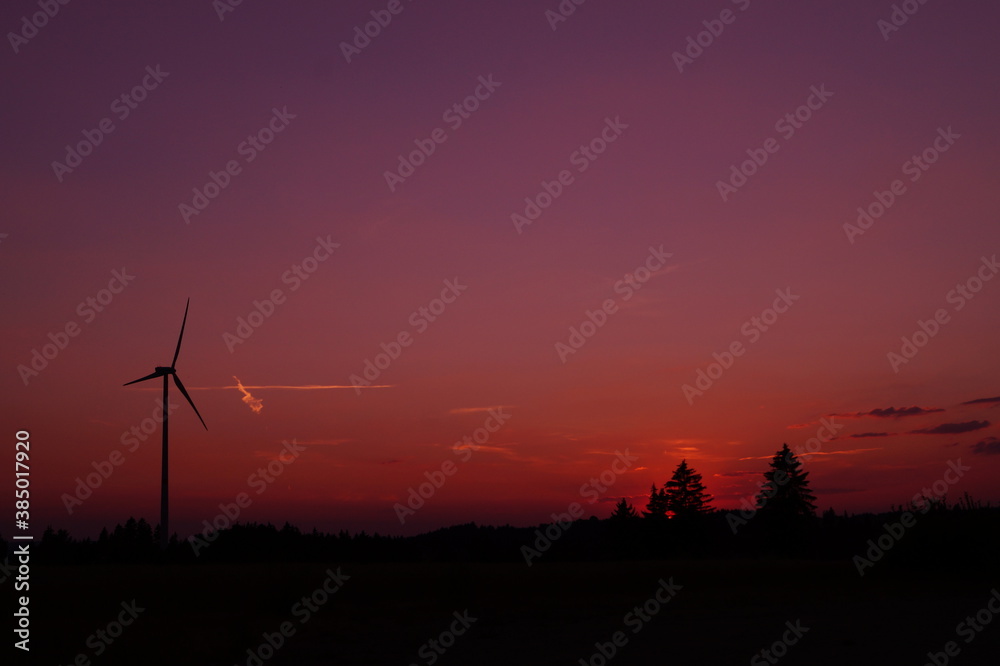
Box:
[26, 559, 1000, 665]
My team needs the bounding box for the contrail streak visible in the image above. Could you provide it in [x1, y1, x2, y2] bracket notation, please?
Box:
[183, 384, 395, 390]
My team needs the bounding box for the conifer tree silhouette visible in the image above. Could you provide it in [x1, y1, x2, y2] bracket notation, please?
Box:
[610, 497, 639, 521]
[664, 460, 714, 517]
[642, 483, 668, 519]
[755, 444, 817, 518]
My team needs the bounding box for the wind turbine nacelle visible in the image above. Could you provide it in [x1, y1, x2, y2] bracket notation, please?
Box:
[155, 366, 176, 374]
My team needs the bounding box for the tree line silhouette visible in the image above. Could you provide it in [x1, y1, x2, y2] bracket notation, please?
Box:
[4, 444, 997, 570]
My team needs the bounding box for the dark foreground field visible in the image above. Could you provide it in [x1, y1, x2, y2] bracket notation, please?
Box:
[26, 559, 1000, 665]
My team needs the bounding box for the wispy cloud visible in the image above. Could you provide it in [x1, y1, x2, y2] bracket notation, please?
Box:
[849, 432, 894, 438]
[298, 438, 352, 447]
[796, 447, 882, 458]
[833, 406, 944, 419]
[971, 437, 1000, 455]
[737, 447, 880, 461]
[233, 376, 263, 414]
[962, 396, 1000, 406]
[448, 405, 513, 415]
[909, 420, 991, 435]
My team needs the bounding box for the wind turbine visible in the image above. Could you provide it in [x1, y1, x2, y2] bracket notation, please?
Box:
[123, 298, 207, 550]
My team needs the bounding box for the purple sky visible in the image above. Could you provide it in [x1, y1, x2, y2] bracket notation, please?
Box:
[2, 0, 999, 539]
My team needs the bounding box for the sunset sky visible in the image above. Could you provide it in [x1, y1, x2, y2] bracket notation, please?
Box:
[2, 0, 998, 539]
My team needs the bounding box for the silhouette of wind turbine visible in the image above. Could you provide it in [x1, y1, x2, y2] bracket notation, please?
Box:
[123, 298, 207, 550]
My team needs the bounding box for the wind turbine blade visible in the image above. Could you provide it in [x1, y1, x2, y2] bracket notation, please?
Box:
[171, 298, 190, 367]
[172, 374, 208, 430]
[123, 370, 166, 386]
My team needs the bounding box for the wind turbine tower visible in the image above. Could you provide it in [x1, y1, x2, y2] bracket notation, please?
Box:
[123, 298, 207, 550]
